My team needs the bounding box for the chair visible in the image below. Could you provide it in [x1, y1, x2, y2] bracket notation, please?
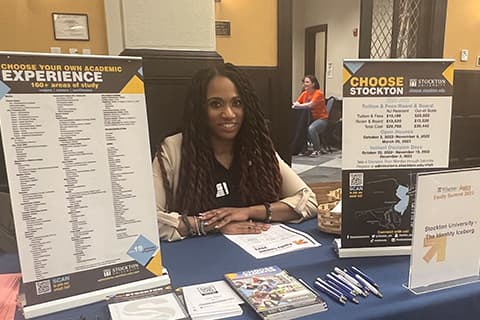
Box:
[319, 97, 342, 152]
[290, 109, 311, 155]
[325, 96, 335, 114]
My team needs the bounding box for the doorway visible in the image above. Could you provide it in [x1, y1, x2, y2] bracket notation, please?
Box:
[294, 23, 341, 186]
[305, 24, 327, 92]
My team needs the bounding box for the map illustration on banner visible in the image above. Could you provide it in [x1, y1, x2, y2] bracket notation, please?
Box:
[341, 59, 454, 250]
[0, 52, 166, 317]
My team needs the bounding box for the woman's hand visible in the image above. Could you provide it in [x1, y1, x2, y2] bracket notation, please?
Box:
[219, 221, 270, 235]
[199, 207, 251, 229]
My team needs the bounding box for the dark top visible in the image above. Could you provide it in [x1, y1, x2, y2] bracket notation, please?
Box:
[211, 157, 243, 208]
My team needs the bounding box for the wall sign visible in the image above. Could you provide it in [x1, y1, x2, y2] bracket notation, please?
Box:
[215, 20, 231, 36]
[52, 13, 90, 41]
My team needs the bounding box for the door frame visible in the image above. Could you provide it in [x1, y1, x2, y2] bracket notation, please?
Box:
[276, 0, 293, 162]
[305, 24, 328, 92]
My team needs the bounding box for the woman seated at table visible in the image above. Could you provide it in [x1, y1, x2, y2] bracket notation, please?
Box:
[153, 63, 318, 241]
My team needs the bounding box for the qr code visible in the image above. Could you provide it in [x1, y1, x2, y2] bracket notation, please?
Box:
[197, 284, 218, 296]
[349, 172, 364, 187]
[35, 280, 52, 295]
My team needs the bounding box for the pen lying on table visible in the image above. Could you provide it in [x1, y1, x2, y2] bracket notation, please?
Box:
[326, 274, 357, 295]
[332, 271, 367, 297]
[326, 274, 359, 303]
[313, 279, 347, 305]
[334, 267, 365, 290]
[323, 277, 360, 304]
[344, 266, 383, 298]
[349, 266, 380, 288]
[354, 273, 383, 298]
[309, 265, 384, 305]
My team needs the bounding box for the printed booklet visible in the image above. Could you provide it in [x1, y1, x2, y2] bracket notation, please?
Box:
[107, 284, 190, 320]
[224, 266, 327, 320]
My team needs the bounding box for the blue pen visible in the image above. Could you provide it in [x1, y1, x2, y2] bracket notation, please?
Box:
[332, 272, 368, 297]
[326, 274, 357, 296]
[350, 266, 379, 288]
[335, 267, 365, 290]
[354, 274, 383, 298]
[314, 280, 347, 305]
[298, 278, 324, 300]
[345, 267, 361, 279]
[326, 278, 360, 304]
[316, 278, 345, 299]
[330, 272, 363, 295]
[344, 268, 369, 291]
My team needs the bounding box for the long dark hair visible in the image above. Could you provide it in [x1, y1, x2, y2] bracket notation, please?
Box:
[157, 63, 282, 215]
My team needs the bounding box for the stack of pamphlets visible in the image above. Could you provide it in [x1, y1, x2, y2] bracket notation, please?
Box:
[181, 280, 243, 320]
[224, 266, 327, 320]
[107, 284, 189, 320]
[0, 273, 22, 320]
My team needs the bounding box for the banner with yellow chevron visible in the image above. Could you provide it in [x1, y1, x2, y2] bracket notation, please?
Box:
[0, 52, 168, 318]
[340, 59, 455, 255]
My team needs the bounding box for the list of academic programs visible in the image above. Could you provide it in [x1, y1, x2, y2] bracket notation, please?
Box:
[342, 60, 454, 170]
[0, 53, 160, 304]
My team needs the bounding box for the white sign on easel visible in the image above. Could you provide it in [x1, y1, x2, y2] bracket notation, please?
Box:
[0, 52, 168, 318]
[338, 58, 456, 258]
[407, 168, 480, 294]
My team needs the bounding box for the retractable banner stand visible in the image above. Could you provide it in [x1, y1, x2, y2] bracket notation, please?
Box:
[0, 52, 169, 318]
[407, 168, 480, 294]
[335, 59, 455, 258]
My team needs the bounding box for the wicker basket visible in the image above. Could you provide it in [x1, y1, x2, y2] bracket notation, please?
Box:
[317, 188, 342, 235]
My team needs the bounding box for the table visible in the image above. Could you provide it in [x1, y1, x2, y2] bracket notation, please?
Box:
[3, 218, 480, 320]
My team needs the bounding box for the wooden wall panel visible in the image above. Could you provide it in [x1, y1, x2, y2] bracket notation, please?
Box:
[449, 70, 480, 168]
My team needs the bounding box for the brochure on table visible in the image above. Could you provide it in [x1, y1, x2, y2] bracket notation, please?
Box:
[182, 280, 243, 320]
[107, 285, 189, 320]
[407, 168, 480, 294]
[339, 59, 454, 257]
[223, 224, 320, 259]
[0, 52, 168, 318]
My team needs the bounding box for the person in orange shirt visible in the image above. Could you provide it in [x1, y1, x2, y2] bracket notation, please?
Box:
[292, 75, 329, 155]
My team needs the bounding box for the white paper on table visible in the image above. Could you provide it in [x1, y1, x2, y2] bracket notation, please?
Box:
[182, 280, 243, 316]
[189, 306, 243, 320]
[108, 293, 187, 320]
[223, 224, 321, 259]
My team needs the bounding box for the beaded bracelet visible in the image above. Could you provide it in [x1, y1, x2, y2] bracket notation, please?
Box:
[199, 219, 207, 236]
[181, 214, 194, 236]
[263, 202, 272, 223]
[192, 216, 200, 236]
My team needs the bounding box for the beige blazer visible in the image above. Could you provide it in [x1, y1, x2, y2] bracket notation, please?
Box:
[153, 133, 318, 241]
